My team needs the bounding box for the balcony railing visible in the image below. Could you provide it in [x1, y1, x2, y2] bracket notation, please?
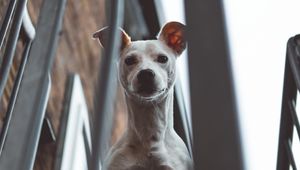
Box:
[0, 0, 66, 169]
[0, 1, 35, 154]
[0, 0, 246, 170]
[277, 35, 300, 170]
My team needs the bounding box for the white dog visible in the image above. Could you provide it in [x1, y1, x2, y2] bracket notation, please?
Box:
[93, 21, 193, 170]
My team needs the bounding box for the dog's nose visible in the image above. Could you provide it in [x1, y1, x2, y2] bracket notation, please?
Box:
[137, 69, 155, 83]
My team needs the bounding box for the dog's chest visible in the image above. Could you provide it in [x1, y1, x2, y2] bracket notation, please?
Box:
[126, 150, 173, 170]
[131, 154, 171, 170]
[124, 141, 183, 170]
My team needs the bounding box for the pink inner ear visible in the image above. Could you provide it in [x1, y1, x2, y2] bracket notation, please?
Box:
[159, 22, 186, 55]
[166, 29, 185, 54]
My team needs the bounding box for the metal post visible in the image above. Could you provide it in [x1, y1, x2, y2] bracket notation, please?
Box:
[185, 0, 244, 169]
[0, 0, 67, 169]
[0, 0, 18, 49]
[0, 0, 27, 98]
[90, 0, 124, 169]
[276, 35, 300, 170]
[0, 38, 32, 154]
[0, 6, 36, 155]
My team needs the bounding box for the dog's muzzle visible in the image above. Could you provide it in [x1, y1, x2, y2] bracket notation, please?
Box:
[136, 69, 157, 95]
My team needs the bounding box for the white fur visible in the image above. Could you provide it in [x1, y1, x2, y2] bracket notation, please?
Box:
[102, 39, 193, 170]
[96, 21, 192, 170]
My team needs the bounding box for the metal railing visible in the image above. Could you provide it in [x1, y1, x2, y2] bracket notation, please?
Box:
[185, 0, 244, 169]
[0, 0, 67, 169]
[90, 0, 124, 169]
[0, 5, 35, 154]
[0, 0, 27, 98]
[277, 35, 300, 170]
[0, 0, 246, 170]
[91, 1, 195, 169]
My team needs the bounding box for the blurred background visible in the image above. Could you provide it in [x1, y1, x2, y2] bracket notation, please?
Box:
[0, 0, 300, 170]
[0, 0, 191, 170]
[0, 0, 107, 169]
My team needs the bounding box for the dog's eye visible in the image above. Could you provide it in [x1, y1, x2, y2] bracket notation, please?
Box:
[125, 56, 137, 66]
[157, 55, 168, 63]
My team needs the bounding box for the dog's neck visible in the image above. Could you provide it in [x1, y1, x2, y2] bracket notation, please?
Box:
[125, 87, 174, 145]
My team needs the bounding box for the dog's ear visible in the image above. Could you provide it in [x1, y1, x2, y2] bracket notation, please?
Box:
[158, 21, 186, 55]
[92, 27, 131, 50]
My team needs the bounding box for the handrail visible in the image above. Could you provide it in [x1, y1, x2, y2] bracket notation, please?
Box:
[90, 0, 124, 169]
[22, 5, 36, 40]
[185, 0, 244, 169]
[276, 35, 300, 170]
[174, 81, 193, 156]
[0, 0, 27, 98]
[289, 100, 300, 140]
[285, 139, 297, 170]
[0, 5, 36, 155]
[0, 0, 17, 49]
[0, 38, 32, 154]
[287, 35, 300, 91]
[0, 0, 67, 169]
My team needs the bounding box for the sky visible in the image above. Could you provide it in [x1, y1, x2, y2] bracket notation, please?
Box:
[161, 0, 300, 169]
[224, 1, 300, 169]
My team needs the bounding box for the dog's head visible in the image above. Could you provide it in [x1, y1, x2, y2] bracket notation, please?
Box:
[93, 22, 186, 101]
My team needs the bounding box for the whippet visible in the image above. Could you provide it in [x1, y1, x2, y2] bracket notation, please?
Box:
[93, 21, 193, 170]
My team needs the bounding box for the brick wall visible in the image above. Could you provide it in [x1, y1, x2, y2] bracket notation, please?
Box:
[0, 1, 127, 169]
[27, 0, 107, 169]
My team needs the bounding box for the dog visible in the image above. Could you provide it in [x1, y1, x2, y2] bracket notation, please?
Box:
[93, 21, 193, 170]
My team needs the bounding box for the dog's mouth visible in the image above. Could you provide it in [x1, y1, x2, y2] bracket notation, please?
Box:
[136, 85, 157, 95]
[133, 88, 167, 101]
[125, 69, 168, 101]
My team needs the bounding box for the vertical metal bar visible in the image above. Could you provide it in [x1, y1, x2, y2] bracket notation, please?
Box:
[174, 84, 193, 156]
[0, 0, 17, 49]
[289, 101, 300, 141]
[286, 35, 300, 141]
[285, 139, 297, 170]
[0, 5, 36, 155]
[90, 0, 124, 169]
[277, 38, 298, 170]
[287, 35, 300, 92]
[83, 126, 92, 170]
[0, 0, 67, 169]
[0, 38, 32, 154]
[21, 5, 36, 40]
[185, 0, 244, 169]
[0, 0, 27, 98]
[54, 74, 75, 170]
